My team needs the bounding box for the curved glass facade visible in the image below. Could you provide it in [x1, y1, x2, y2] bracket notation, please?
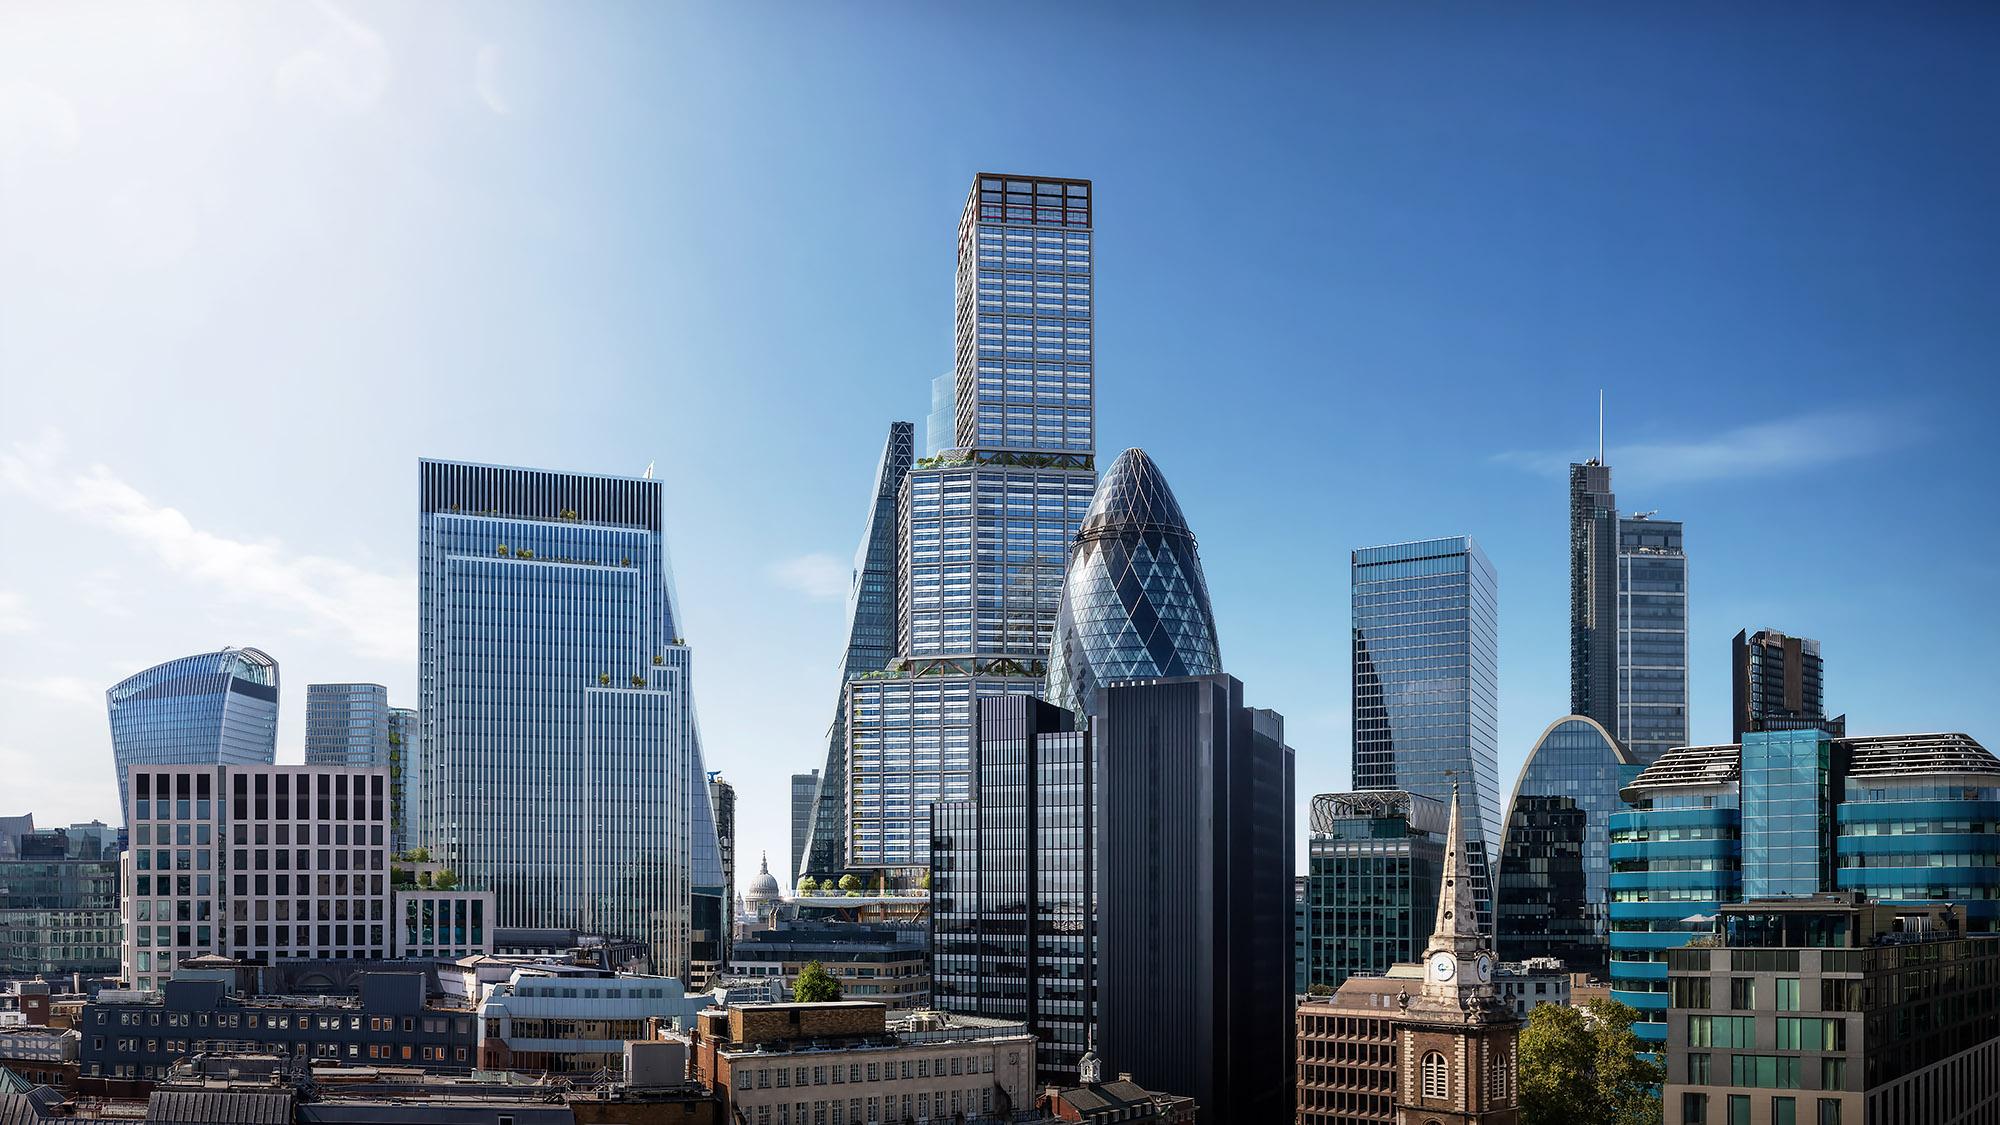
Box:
[1496, 716, 1638, 973]
[106, 647, 279, 821]
[1047, 448, 1220, 717]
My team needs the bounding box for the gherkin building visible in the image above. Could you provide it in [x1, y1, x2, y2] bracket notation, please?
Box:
[1047, 448, 1221, 716]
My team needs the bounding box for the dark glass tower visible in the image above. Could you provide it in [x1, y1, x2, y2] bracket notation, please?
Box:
[1570, 461, 1619, 733]
[106, 647, 279, 823]
[1351, 536, 1501, 926]
[789, 769, 818, 888]
[1303, 789, 1447, 990]
[801, 422, 914, 883]
[930, 695, 1094, 1082]
[1095, 674, 1294, 1124]
[1732, 628, 1844, 740]
[1047, 448, 1221, 717]
[1494, 715, 1638, 973]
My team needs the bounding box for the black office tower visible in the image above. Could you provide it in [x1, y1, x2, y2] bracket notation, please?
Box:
[1732, 628, 1846, 740]
[930, 695, 1096, 1082]
[1095, 674, 1294, 1124]
[1569, 460, 1619, 732]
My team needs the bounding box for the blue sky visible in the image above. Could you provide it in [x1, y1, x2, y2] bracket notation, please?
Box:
[2, 2, 1996, 880]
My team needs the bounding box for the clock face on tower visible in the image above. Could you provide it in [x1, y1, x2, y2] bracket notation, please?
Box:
[1476, 954, 1494, 983]
[1429, 952, 1457, 983]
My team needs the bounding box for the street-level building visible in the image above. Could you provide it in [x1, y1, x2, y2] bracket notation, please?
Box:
[1296, 788, 1520, 1125]
[1610, 730, 2000, 1043]
[477, 965, 707, 1076]
[729, 923, 930, 1011]
[76, 971, 476, 1096]
[692, 1001, 1037, 1125]
[122, 764, 392, 990]
[1665, 895, 2000, 1125]
[0, 818, 120, 979]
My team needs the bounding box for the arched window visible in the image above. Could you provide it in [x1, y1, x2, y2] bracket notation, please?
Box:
[1422, 1051, 1449, 1099]
[1489, 1046, 1511, 1100]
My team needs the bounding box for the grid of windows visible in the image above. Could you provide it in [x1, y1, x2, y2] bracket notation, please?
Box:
[303, 683, 391, 770]
[1304, 791, 1446, 991]
[417, 460, 699, 972]
[1351, 537, 1501, 925]
[123, 765, 390, 989]
[1497, 715, 1637, 972]
[1617, 517, 1688, 764]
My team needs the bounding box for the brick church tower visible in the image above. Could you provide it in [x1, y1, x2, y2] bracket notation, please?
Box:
[1392, 786, 1520, 1125]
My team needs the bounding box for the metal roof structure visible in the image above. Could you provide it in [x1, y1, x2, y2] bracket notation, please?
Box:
[1621, 732, 1998, 801]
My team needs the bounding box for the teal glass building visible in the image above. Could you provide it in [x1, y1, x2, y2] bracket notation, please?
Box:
[1302, 789, 1446, 990]
[1609, 730, 2000, 1042]
[106, 647, 279, 823]
[1351, 536, 1501, 923]
[417, 459, 710, 972]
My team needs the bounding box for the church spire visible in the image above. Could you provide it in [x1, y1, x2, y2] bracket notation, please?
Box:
[1429, 784, 1482, 950]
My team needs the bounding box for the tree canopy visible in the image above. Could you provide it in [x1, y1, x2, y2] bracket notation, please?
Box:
[1518, 999, 1663, 1125]
[793, 960, 843, 1004]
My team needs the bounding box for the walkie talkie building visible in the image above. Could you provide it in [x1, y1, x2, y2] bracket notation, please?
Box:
[107, 647, 279, 822]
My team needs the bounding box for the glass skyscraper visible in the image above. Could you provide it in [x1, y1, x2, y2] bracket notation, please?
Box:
[1570, 456, 1689, 768]
[1609, 730, 2000, 1042]
[1350, 536, 1500, 923]
[1616, 515, 1688, 765]
[417, 459, 708, 972]
[798, 421, 913, 885]
[304, 682, 391, 769]
[930, 695, 1095, 1082]
[106, 647, 279, 822]
[1494, 715, 1638, 973]
[1570, 461, 1619, 732]
[1046, 447, 1221, 718]
[844, 173, 1097, 873]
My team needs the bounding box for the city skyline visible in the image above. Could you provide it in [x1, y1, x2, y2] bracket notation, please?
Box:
[4, 3, 1999, 895]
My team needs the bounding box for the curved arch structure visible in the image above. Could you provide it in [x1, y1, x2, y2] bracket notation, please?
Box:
[106, 647, 280, 819]
[1494, 714, 1637, 973]
[1046, 448, 1220, 716]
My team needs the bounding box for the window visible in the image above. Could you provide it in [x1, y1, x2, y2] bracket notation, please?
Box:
[1729, 1096, 1750, 1125]
[1488, 1048, 1510, 1100]
[1688, 1053, 1710, 1085]
[1682, 1092, 1708, 1125]
[1421, 1051, 1448, 1099]
[1775, 979, 1801, 1011]
[1772, 1097, 1796, 1125]
[1730, 978, 1757, 1010]
[1820, 1058, 1845, 1090]
[1816, 1098, 1841, 1125]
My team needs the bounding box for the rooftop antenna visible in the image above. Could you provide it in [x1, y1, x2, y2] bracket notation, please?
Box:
[1597, 389, 1605, 464]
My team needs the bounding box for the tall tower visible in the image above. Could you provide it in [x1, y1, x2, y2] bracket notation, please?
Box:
[1351, 536, 1501, 926]
[844, 173, 1097, 874]
[1616, 515, 1688, 764]
[417, 460, 706, 971]
[1395, 787, 1520, 1125]
[106, 647, 279, 823]
[799, 421, 913, 884]
[1569, 461, 1619, 733]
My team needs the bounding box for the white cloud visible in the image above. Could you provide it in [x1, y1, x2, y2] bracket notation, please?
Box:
[0, 79, 81, 159]
[474, 44, 510, 115]
[3, 675, 103, 709]
[0, 591, 31, 634]
[1493, 407, 1919, 486]
[0, 432, 414, 662]
[275, 0, 390, 116]
[768, 553, 851, 602]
